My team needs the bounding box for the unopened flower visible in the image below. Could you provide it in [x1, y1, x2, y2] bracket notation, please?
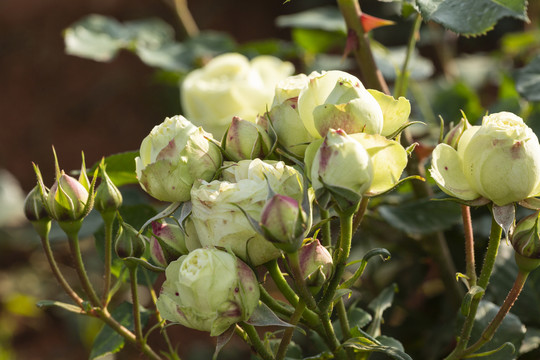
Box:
[299, 239, 333, 293]
[298, 71, 383, 138]
[47, 172, 90, 222]
[223, 116, 272, 161]
[150, 220, 188, 267]
[511, 211, 540, 272]
[156, 248, 260, 336]
[114, 222, 146, 259]
[94, 166, 122, 217]
[260, 194, 309, 253]
[181, 53, 294, 139]
[135, 115, 222, 203]
[430, 112, 540, 206]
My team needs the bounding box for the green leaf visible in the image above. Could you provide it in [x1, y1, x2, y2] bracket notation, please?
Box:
[275, 6, 346, 33]
[416, 0, 529, 36]
[372, 44, 435, 81]
[89, 302, 150, 359]
[291, 28, 345, 54]
[342, 335, 413, 360]
[246, 302, 294, 328]
[378, 198, 462, 235]
[334, 307, 373, 340]
[90, 151, 139, 187]
[519, 327, 540, 354]
[367, 283, 398, 338]
[63, 14, 128, 62]
[515, 55, 540, 102]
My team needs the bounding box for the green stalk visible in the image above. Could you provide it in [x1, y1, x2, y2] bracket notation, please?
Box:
[336, 298, 351, 340]
[65, 227, 102, 308]
[173, 0, 199, 37]
[445, 217, 503, 360]
[393, 14, 422, 99]
[37, 221, 85, 309]
[101, 214, 115, 306]
[463, 270, 529, 356]
[352, 197, 369, 236]
[276, 300, 305, 360]
[128, 265, 144, 346]
[259, 284, 293, 318]
[319, 212, 354, 311]
[288, 251, 343, 356]
[265, 259, 320, 329]
[240, 323, 274, 360]
[320, 207, 333, 248]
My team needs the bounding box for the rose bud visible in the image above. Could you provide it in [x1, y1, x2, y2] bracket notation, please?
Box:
[299, 239, 333, 294]
[94, 166, 122, 219]
[47, 171, 90, 222]
[298, 70, 383, 139]
[430, 112, 540, 206]
[114, 222, 146, 259]
[24, 186, 51, 237]
[511, 211, 540, 272]
[223, 116, 272, 161]
[156, 247, 260, 336]
[135, 115, 222, 203]
[266, 74, 316, 157]
[260, 194, 308, 253]
[309, 129, 373, 210]
[150, 220, 189, 267]
[443, 117, 471, 150]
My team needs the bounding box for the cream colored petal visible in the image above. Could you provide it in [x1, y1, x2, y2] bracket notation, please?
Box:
[430, 144, 480, 201]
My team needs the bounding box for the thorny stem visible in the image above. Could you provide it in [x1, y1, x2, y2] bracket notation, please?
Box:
[240, 323, 274, 360]
[463, 270, 529, 357]
[352, 196, 369, 236]
[445, 218, 503, 360]
[462, 205, 477, 287]
[336, 0, 389, 93]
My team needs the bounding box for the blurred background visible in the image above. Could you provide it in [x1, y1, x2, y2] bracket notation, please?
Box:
[1, 0, 539, 359]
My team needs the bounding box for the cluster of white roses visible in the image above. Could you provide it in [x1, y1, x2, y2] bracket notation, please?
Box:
[134, 52, 540, 336]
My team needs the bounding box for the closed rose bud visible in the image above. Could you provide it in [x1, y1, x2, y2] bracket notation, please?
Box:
[24, 186, 51, 238]
[114, 222, 146, 259]
[443, 117, 471, 150]
[150, 220, 188, 267]
[224, 116, 272, 161]
[94, 167, 122, 217]
[298, 71, 383, 139]
[47, 171, 90, 222]
[299, 239, 333, 293]
[260, 194, 308, 253]
[309, 129, 373, 209]
[135, 115, 222, 203]
[156, 248, 260, 336]
[511, 211, 540, 272]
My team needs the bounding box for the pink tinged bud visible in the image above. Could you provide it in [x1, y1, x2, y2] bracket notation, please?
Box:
[94, 168, 122, 216]
[224, 117, 272, 161]
[443, 117, 471, 150]
[24, 186, 50, 222]
[511, 211, 540, 272]
[260, 194, 306, 252]
[150, 221, 188, 267]
[299, 239, 333, 293]
[47, 172, 90, 221]
[114, 222, 146, 259]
